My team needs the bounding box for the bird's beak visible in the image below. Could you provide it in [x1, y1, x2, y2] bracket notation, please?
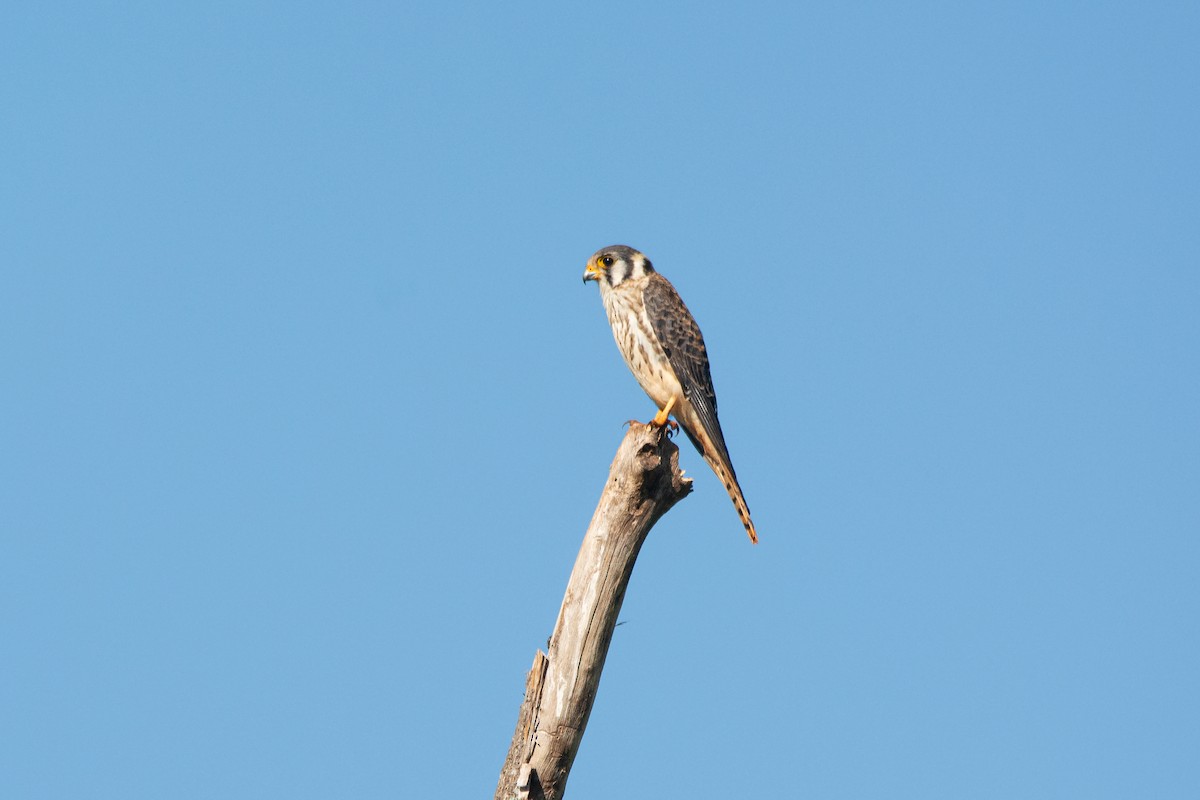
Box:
[582, 262, 602, 284]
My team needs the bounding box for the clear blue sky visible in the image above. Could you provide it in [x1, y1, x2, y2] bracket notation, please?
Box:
[3, 3, 1197, 798]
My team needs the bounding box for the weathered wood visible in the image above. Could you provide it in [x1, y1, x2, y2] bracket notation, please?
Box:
[495, 423, 692, 800]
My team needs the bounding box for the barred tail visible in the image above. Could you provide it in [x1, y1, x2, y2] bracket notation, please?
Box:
[705, 452, 758, 544]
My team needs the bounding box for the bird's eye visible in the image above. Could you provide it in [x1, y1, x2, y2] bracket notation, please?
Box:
[601, 256, 614, 267]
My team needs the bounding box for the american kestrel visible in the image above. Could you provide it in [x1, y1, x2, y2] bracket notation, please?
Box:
[583, 245, 758, 544]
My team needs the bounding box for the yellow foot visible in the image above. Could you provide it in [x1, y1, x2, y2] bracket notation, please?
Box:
[651, 396, 677, 426]
[650, 397, 678, 435]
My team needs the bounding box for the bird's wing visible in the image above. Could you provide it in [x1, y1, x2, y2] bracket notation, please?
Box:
[642, 272, 758, 543]
[641, 273, 734, 470]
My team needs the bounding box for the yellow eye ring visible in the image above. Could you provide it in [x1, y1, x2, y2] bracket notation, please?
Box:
[600, 256, 614, 267]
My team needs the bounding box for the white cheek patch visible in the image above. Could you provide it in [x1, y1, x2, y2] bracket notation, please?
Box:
[610, 261, 628, 287]
[628, 256, 645, 281]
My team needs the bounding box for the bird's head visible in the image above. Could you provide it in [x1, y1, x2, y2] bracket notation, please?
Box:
[583, 245, 653, 290]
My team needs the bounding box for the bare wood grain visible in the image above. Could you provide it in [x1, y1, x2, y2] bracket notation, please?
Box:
[495, 423, 692, 800]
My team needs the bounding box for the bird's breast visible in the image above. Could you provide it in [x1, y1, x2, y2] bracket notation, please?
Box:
[602, 285, 683, 410]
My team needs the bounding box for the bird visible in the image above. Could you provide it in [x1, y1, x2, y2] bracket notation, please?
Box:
[583, 244, 758, 544]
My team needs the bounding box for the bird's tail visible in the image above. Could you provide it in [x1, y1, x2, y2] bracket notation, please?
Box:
[704, 452, 758, 544]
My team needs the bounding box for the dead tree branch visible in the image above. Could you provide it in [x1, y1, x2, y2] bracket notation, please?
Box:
[495, 422, 692, 800]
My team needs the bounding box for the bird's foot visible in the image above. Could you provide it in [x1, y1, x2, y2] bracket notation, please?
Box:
[650, 396, 677, 427]
[645, 419, 678, 440]
[648, 397, 679, 438]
